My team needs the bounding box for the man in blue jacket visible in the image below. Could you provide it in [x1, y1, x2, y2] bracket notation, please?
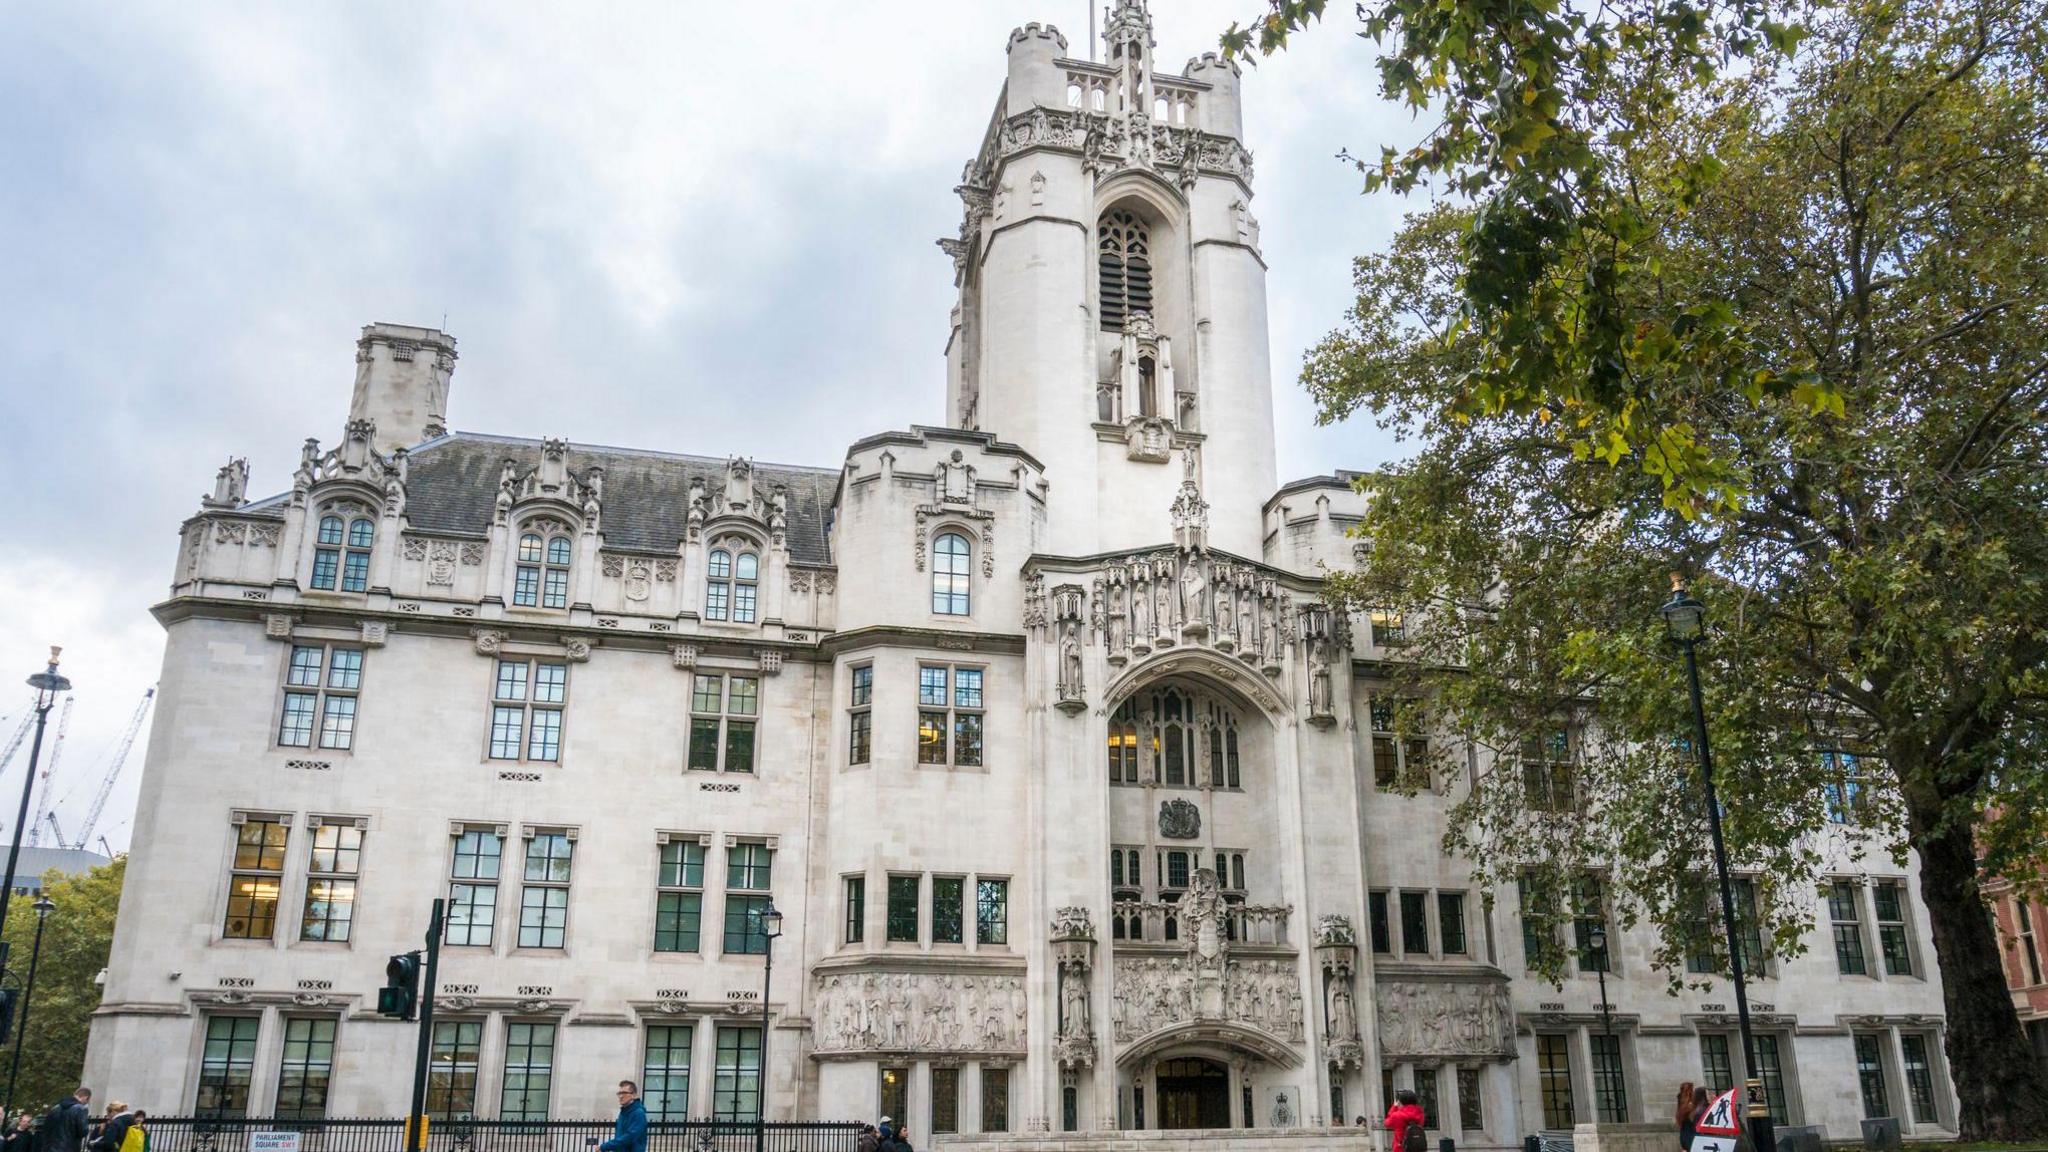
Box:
[599, 1081, 647, 1152]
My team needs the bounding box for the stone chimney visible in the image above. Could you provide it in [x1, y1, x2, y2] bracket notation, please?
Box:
[350, 322, 457, 452]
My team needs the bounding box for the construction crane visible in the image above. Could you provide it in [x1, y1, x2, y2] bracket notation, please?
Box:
[26, 696, 75, 847]
[71, 687, 154, 851]
[0, 705, 34, 776]
[43, 812, 65, 850]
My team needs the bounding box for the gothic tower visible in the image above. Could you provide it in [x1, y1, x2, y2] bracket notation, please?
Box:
[943, 0, 1276, 558]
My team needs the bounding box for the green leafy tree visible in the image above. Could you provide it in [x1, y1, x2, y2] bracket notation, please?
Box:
[3, 858, 124, 1117]
[1225, 0, 1815, 511]
[1301, 1, 2048, 1139]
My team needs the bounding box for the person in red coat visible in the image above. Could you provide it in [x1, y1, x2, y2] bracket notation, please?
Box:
[1385, 1089, 1427, 1152]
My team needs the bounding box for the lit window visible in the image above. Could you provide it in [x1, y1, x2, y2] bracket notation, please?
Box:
[1369, 608, 1407, 647]
[1537, 1033, 1575, 1127]
[656, 839, 705, 953]
[932, 531, 971, 615]
[917, 665, 984, 767]
[688, 673, 758, 774]
[223, 816, 288, 939]
[489, 658, 568, 763]
[446, 828, 502, 947]
[300, 821, 363, 942]
[514, 529, 574, 609]
[278, 644, 364, 751]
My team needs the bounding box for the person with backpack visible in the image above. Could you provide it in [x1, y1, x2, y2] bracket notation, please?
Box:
[38, 1089, 91, 1152]
[86, 1102, 134, 1152]
[1384, 1088, 1426, 1152]
[855, 1123, 879, 1152]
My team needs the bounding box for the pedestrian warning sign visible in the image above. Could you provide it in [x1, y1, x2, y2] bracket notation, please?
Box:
[1690, 1088, 1741, 1152]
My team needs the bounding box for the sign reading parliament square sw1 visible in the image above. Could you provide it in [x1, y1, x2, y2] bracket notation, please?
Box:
[1690, 1088, 1742, 1152]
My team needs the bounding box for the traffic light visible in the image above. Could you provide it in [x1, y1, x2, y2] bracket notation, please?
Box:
[0, 988, 15, 1043]
[379, 952, 420, 1020]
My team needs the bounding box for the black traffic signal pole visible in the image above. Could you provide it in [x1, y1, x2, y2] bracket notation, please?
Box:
[408, 899, 444, 1152]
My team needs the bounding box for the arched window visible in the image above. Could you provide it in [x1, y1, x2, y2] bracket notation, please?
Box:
[932, 531, 971, 615]
[707, 544, 760, 623]
[1110, 686, 1241, 789]
[311, 513, 374, 592]
[514, 528, 573, 609]
[1098, 210, 1152, 331]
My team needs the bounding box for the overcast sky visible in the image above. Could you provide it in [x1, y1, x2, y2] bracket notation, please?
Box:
[0, 2, 1420, 852]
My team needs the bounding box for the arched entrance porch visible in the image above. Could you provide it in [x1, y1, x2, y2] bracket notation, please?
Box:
[1116, 1021, 1302, 1131]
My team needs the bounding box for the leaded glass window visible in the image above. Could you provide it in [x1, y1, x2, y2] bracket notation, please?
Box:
[932, 531, 971, 615]
[224, 816, 288, 939]
[446, 828, 501, 947]
[301, 821, 362, 942]
[196, 1015, 259, 1117]
[1097, 209, 1152, 330]
[656, 839, 705, 953]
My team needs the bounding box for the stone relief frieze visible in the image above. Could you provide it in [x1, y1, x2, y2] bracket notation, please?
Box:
[1112, 955, 1302, 1044]
[1374, 979, 1515, 1060]
[812, 972, 1027, 1056]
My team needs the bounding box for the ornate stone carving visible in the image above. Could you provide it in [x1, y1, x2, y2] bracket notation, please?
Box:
[670, 645, 699, 670]
[1050, 907, 1095, 941]
[625, 563, 652, 602]
[249, 523, 280, 547]
[461, 542, 486, 566]
[202, 457, 251, 509]
[602, 554, 626, 578]
[655, 559, 678, 583]
[1110, 953, 1304, 1044]
[441, 995, 476, 1012]
[789, 570, 812, 593]
[472, 629, 505, 657]
[1158, 797, 1200, 840]
[426, 540, 457, 586]
[812, 972, 1028, 1056]
[403, 537, 430, 562]
[264, 614, 294, 641]
[214, 521, 247, 544]
[562, 637, 592, 663]
[1314, 914, 1355, 948]
[1055, 585, 1086, 714]
[1374, 979, 1515, 1060]
[1022, 572, 1048, 632]
[758, 651, 784, 676]
[359, 621, 388, 648]
[292, 992, 332, 1008]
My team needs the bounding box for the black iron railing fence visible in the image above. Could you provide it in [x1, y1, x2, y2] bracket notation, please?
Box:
[141, 1118, 862, 1152]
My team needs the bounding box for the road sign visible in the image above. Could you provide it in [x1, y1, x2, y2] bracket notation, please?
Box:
[249, 1133, 302, 1152]
[1698, 1087, 1741, 1135]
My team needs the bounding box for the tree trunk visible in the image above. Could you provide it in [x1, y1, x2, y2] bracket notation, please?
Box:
[1910, 797, 2048, 1139]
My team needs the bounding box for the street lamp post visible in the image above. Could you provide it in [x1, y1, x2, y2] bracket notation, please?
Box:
[755, 904, 783, 1152]
[2, 650, 72, 969]
[3, 895, 56, 1113]
[1660, 580, 1776, 1152]
[1588, 923, 1614, 1041]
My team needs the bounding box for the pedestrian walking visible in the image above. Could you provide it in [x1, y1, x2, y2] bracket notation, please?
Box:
[597, 1082, 646, 1152]
[37, 1089, 90, 1152]
[884, 1121, 913, 1152]
[855, 1123, 879, 1152]
[3, 1111, 34, 1152]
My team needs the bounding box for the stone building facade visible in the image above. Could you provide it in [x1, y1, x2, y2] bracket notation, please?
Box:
[86, 2, 1958, 1145]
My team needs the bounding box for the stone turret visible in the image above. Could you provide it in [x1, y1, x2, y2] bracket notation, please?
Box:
[349, 322, 457, 453]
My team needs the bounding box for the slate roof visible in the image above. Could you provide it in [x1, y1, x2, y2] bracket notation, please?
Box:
[402, 433, 841, 565]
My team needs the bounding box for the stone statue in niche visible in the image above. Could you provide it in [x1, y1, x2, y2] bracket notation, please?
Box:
[939, 449, 974, 504]
[725, 457, 755, 512]
[1179, 556, 1208, 637]
[1154, 556, 1177, 638]
[1058, 619, 1085, 713]
[1130, 564, 1153, 651]
[1329, 976, 1358, 1040]
[1061, 966, 1091, 1038]
[1307, 632, 1334, 721]
[1090, 576, 1107, 644]
[1158, 798, 1200, 840]
[1106, 575, 1129, 660]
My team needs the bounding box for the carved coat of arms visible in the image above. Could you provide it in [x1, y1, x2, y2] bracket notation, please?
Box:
[1158, 798, 1200, 839]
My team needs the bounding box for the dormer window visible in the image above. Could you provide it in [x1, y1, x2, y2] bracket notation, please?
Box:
[706, 547, 759, 623]
[515, 530, 573, 609]
[1098, 210, 1151, 331]
[312, 514, 374, 592]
